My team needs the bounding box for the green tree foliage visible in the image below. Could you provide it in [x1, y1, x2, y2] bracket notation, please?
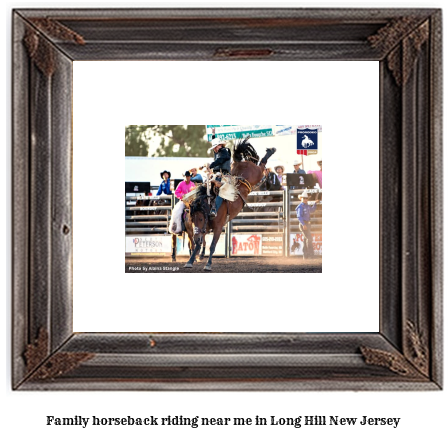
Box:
[150, 125, 209, 157]
[125, 125, 151, 157]
[125, 125, 210, 158]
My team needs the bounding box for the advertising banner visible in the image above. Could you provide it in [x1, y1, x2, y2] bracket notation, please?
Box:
[231, 234, 262, 256]
[273, 125, 296, 136]
[297, 125, 323, 132]
[262, 234, 284, 256]
[206, 125, 273, 141]
[289, 233, 322, 256]
[125, 235, 172, 255]
[206, 125, 322, 141]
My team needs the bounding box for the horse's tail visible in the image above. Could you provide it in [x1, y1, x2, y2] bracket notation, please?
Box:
[233, 136, 259, 163]
[232, 139, 244, 162]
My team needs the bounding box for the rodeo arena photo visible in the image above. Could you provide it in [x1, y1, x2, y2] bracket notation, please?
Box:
[125, 125, 322, 273]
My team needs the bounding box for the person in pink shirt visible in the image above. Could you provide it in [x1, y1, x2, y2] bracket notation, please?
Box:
[170, 171, 197, 235]
[308, 160, 322, 188]
[174, 171, 196, 200]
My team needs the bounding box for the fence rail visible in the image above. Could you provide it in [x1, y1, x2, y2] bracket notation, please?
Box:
[126, 215, 169, 220]
[126, 195, 172, 201]
[126, 206, 172, 211]
[125, 192, 174, 237]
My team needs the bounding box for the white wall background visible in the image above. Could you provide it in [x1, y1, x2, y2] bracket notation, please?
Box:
[125, 133, 323, 185]
[3, 1, 446, 438]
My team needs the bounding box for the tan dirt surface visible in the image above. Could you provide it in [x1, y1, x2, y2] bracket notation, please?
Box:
[125, 256, 322, 273]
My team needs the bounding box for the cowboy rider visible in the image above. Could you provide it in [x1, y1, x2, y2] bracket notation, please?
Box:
[207, 127, 231, 216]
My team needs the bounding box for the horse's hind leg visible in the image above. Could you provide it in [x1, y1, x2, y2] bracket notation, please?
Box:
[204, 229, 220, 271]
[171, 234, 177, 261]
[259, 148, 276, 167]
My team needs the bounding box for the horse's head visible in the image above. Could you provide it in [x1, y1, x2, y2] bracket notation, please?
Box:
[189, 189, 210, 246]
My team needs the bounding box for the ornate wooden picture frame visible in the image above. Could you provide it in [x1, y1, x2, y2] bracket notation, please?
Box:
[12, 8, 442, 390]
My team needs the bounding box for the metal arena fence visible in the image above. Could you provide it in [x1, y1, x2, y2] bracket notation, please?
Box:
[125, 185, 322, 257]
[125, 193, 173, 235]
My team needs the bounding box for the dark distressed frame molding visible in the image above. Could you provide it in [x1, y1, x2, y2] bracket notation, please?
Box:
[12, 8, 443, 390]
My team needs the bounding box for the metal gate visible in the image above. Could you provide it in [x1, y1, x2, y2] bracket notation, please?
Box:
[125, 191, 174, 256]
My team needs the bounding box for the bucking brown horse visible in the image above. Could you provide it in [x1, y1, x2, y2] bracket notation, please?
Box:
[171, 137, 276, 271]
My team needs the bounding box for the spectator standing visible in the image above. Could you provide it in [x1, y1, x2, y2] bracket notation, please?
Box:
[156, 170, 172, 195]
[169, 171, 196, 234]
[293, 160, 306, 175]
[190, 168, 203, 184]
[296, 191, 319, 259]
[274, 165, 285, 189]
[265, 168, 282, 191]
[308, 160, 322, 188]
[291, 160, 306, 190]
[174, 171, 196, 200]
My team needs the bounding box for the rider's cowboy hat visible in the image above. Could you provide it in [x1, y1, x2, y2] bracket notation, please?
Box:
[293, 160, 302, 166]
[299, 191, 309, 199]
[207, 137, 227, 152]
[183, 171, 192, 177]
[160, 170, 171, 179]
[274, 165, 285, 173]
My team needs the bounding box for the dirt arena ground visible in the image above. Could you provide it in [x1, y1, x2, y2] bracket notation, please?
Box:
[125, 256, 322, 273]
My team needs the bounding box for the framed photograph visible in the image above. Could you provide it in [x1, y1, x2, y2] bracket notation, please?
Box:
[124, 124, 323, 273]
[12, 8, 442, 390]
